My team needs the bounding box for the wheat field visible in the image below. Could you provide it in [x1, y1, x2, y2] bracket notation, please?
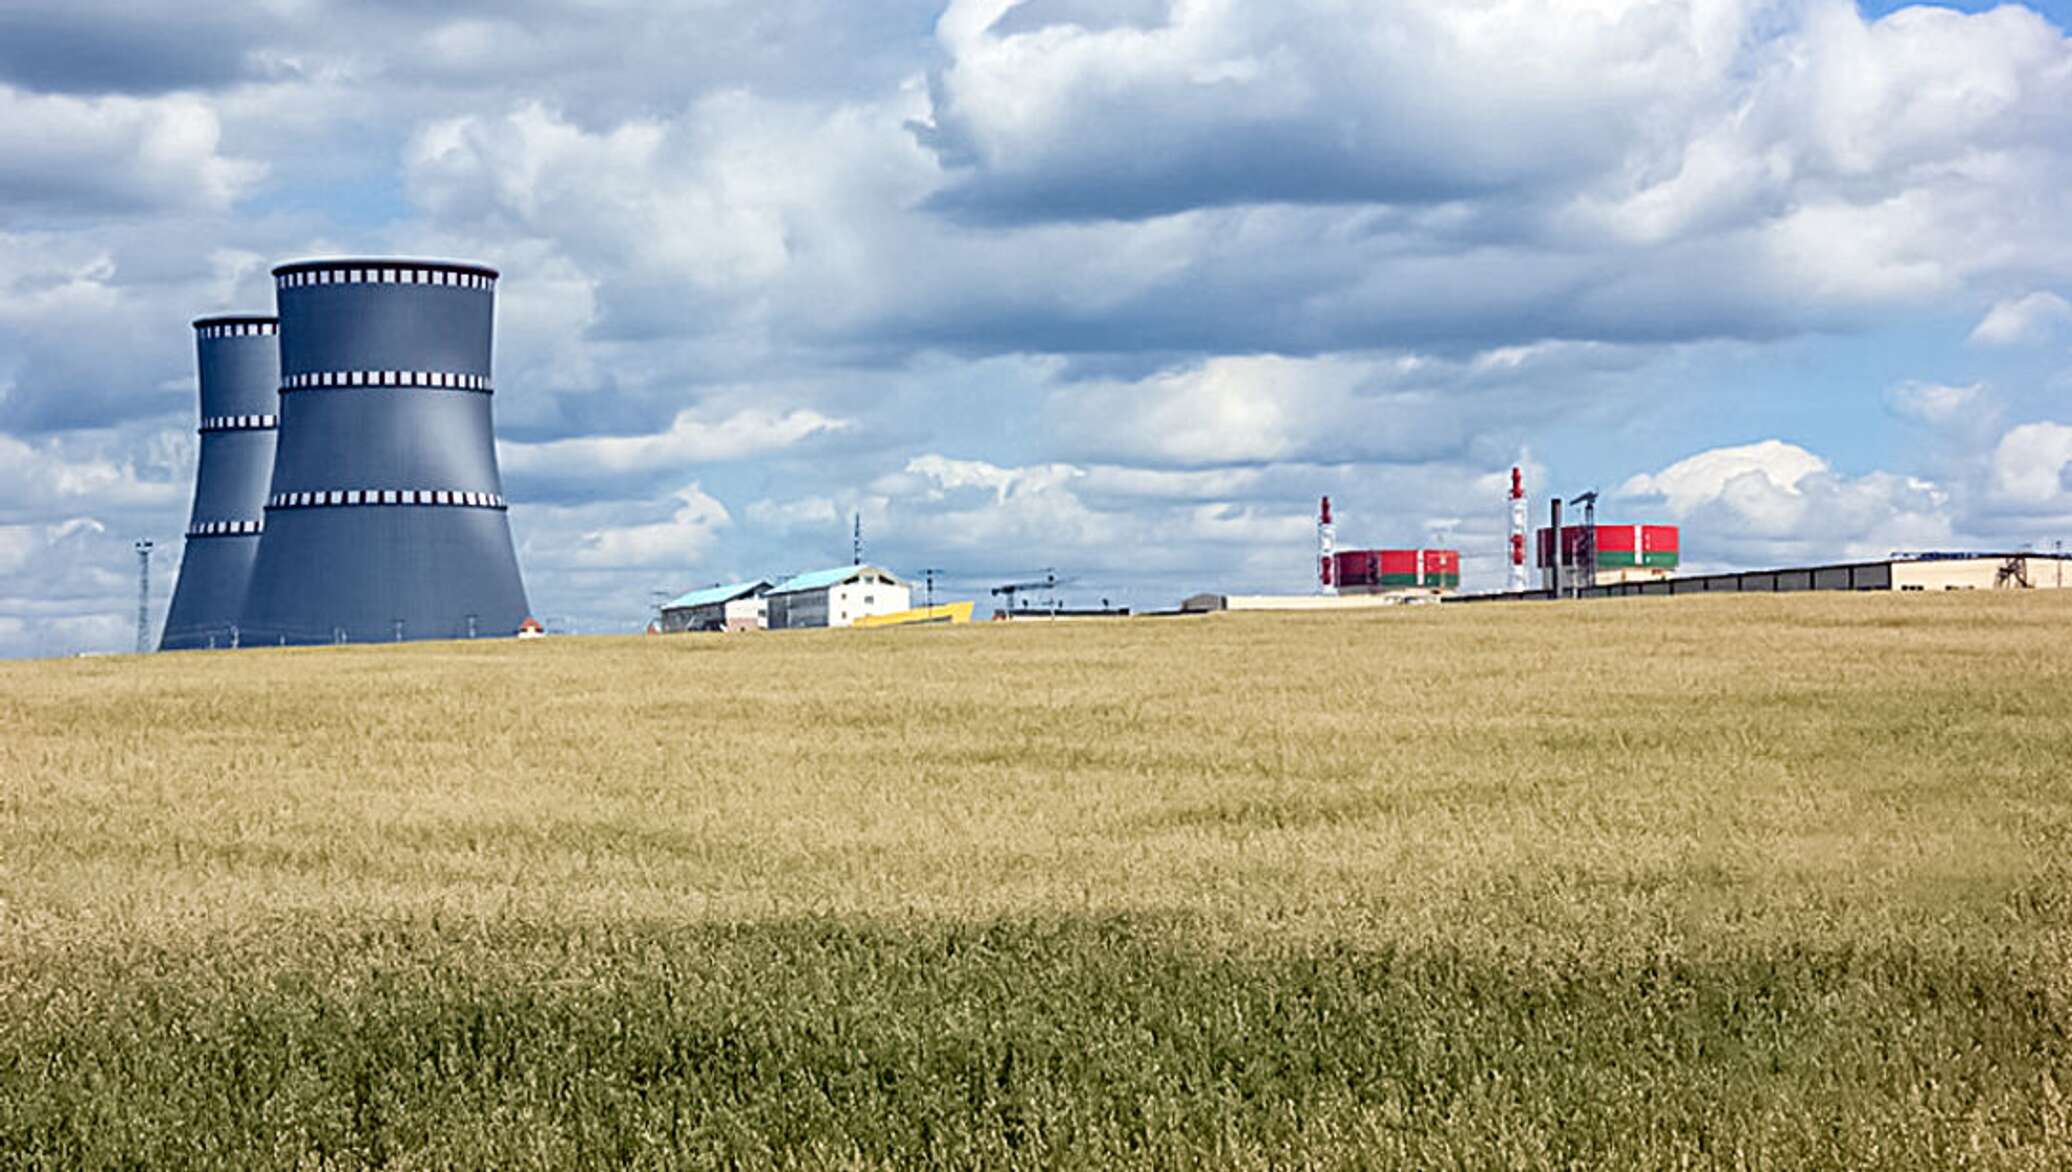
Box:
[3, 593, 2070, 1168]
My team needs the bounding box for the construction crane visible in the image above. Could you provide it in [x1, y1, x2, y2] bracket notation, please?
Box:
[991, 570, 1059, 615]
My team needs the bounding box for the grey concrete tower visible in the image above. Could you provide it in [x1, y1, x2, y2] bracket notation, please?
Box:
[160, 316, 280, 650]
[240, 259, 530, 644]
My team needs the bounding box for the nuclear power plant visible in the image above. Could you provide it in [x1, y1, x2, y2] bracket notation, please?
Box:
[159, 317, 280, 650]
[150, 259, 2071, 649]
[161, 258, 531, 649]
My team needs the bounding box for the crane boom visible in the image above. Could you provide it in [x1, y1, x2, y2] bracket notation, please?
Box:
[991, 570, 1060, 614]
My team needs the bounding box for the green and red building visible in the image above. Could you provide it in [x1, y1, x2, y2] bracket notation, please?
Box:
[1333, 549, 1462, 594]
[1537, 524, 1680, 588]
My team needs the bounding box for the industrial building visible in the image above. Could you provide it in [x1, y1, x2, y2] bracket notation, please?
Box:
[238, 259, 531, 645]
[763, 566, 912, 629]
[1333, 549, 1461, 594]
[1537, 524, 1681, 590]
[1313, 498, 1462, 600]
[1181, 592, 1438, 613]
[160, 316, 280, 650]
[1452, 551, 2072, 602]
[659, 581, 771, 633]
[993, 605, 1133, 621]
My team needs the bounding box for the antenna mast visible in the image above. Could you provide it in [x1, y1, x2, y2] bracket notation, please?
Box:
[134, 539, 154, 654]
[852, 512, 862, 566]
[1318, 496, 1337, 595]
[1508, 467, 1529, 592]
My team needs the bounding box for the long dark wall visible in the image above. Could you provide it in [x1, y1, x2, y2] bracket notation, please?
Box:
[160, 317, 279, 650]
[239, 260, 530, 645]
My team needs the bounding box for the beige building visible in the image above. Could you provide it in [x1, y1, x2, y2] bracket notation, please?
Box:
[722, 596, 769, 632]
[1182, 591, 1443, 613]
[1890, 554, 2069, 591]
[1457, 553, 2072, 603]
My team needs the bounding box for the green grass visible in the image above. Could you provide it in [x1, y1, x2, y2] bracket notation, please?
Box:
[3, 594, 2071, 1167]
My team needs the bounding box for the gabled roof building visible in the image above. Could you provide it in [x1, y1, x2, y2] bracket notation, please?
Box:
[658, 580, 770, 633]
[764, 566, 911, 629]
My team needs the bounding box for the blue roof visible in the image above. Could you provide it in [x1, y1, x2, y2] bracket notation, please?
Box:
[662, 580, 768, 611]
[766, 565, 902, 596]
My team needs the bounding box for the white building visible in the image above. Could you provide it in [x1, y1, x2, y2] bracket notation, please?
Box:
[764, 565, 912, 629]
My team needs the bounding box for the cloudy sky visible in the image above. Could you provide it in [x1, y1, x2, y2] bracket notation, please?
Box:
[5, 0, 2072, 654]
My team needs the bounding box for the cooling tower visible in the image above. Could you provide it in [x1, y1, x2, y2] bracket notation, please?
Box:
[160, 316, 280, 651]
[240, 259, 530, 644]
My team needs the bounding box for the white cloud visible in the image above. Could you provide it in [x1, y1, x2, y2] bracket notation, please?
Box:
[368, 0, 2072, 369]
[1055, 357, 1339, 465]
[407, 100, 795, 295]
[520, 483, 732, 571]
[499, 407, 849, 481]
[893, 453, 1084, 503]
[922, 0, 2072, 330]
[1884, 381, 1987, 427]
[870, 456, 1123, 554]
[1989, 422, 2072, 508]
[0, 85, 262, 221]
[0, 431, 183, 522]
[0, 230, 273, 432]
[1077, 465, 1266, 501]
[922, 0, 1738, 218]
[1969, 291, 2072, 346]
[1620, 438, 1956, 563]
[0, 517, 154, 659]
[1043, 351, 1606, 468]
[744, 495, 844, 531]
[0, 428, 201, 657]
[1619, 439, 1831, 521]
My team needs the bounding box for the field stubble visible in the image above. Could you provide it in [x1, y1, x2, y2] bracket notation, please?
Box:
[2, 593, 2069, 1167]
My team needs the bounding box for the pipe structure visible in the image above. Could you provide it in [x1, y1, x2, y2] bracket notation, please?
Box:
[160, 316, 279, 650]
[1508, 466, 1529, 593]
[1318, 495, 1336, 595]
[240, 259, 530, 644]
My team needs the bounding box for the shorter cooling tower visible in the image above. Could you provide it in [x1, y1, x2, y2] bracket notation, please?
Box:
[239, 259, 530, 644]
[160, 316, 280, 650]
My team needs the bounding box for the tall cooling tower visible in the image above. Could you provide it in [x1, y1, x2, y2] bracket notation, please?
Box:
[160, 316, 280, 651]
[240, 259, 530, 644]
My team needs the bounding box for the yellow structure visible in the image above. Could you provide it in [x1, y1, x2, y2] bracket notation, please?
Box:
[851, 601, 976, 628]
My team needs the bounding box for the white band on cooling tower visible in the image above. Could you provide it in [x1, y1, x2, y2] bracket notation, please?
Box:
[275, 268, 495, 290]
[186, 520, 264, 537]
[266, 490, 507, 510]
[279, 371, 492, 393]
[195, 322, 279, 339]
[198, 414, 278, 432]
